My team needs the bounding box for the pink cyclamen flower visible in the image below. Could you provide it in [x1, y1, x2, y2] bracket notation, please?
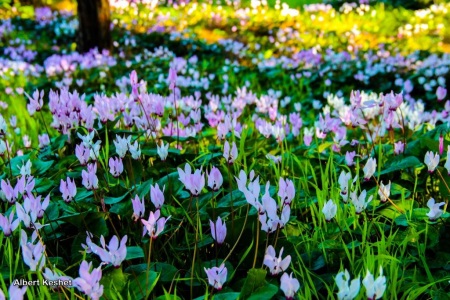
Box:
[424, 151, 439, 173]
[82, 163, 98, 190]
[204, 264, 227, 290]
[141, 210, 169, 239]
[24, 89, 44, 116]
[60, 177, 77, 203]
[43, 268, 73, 289]
[75, 143, 90, 165]
[426, 198, 445, 221]
[88, 235, 128, 268]
[131, 195, 145, 221]
[345, 151, 356, 167]
[363, 158, 377, 181]
[278, 178, 295, 206]
[394, 141, 404, 155]
[109, 157, 124, 177]
[264, 246, 291, 276]
[439, 135, 444, 156]
[150, 183, 165, 209]
[210, 216, 227, 244]
[436, 86, 447, 101]
[20, 229, 45, 272]
[0, 211, 20, 236]
[8, 284, 27, 300]
[208, 166, 223, 191]
[1, 179, 18, 203]
[168, 67, 177, 90]
[73, 260, 104, 300]
[178, 164, 205, 196]
[280, 272, 300, 300]
[223, 141, 238, 164]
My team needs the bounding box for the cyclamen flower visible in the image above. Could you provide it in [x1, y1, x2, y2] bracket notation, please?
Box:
[322, 199, 337, 221]
[436, 86, 447, 101]
[210, 217, 227, 244]
[0, 211, 20, 236]
[73, 261, 104, 300]
[439, 135, 444, 155]
[394, 141, 404, 155]
[178, 164, 205, 196]
[168, 67, 177, 90]
[278, 178, 295, 206]
[266, 153, 282, 164]
[208, 167, 223, 191]
[129, 140, 141, 160]
[345, 151, 356, 167]
[60, 177, 77, 202]
[263, 245, 291, 276]
[20, 229, 45, 272]
[131, 195, 145, 221]
[150, 183, 165, 209]
[75, 143, 90, 165]
[1, 179, 19, 203]
[82, 163, 98, 190]
[109, 157, 124, 177]
[362, 267, 386, 300]
[363, 158, 377, 181]
[38, 134, 50, 148]
[378, 181, 391, 203]
[8, 284, 27, 300]
[89, 235, 128, 268]
[223, 141, 238, 164]
[280, 272, 300, 300]
[157, 140, 169, 161]
[19, 160, 32, 177]
[338, 171, 352, 203]
[424, 151, 439, 173]
[113, 135, 131, 158]
[141, 210, 169, 239]
[24, 89, 44, 116]
[350, 190, 373, 214]
[335, 269, 360, 300]
[204, 264, 227, 290]
[426, 198, 445, 221]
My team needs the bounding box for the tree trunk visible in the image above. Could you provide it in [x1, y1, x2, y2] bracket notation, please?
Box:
[77, 0, 112, 53]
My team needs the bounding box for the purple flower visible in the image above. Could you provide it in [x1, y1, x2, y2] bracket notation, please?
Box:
[280, 272, 300, 300]
[24, 89, 44, 116]
[75, 143, 90, 165]
[439, 135, 444, 156]
[8, 284, 27, 300]
[82, 163, 98, 190]
[109, 157, 124, 177]
[141, 210, 169, 239]
[223, 141, 238, 164]
[207, 166, 223, 191]
[437, 86, 447, 101]
[168, 67, 177, 90]
[210, 216, 227, 244]
[178, 164, 205, 196]
[394, 141, 404, 155]
[0, 211, 19, 236]
[131, 195, 145, 221]
[278, 178, 295, 206]
[89, 235, 128, 268]
[38, 134, 50, 148]
[20, 229, 46, 271]
[60, 177, 77, 203]
[1, 179, 18, 203]
[73, 260, 104, 300]
[345, 151, 356, 167]
[263, 245, 291, 275]
[150, 183, 165, 209]
[204, 264, 227, 290]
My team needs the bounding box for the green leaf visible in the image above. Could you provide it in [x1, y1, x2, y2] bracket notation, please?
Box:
[240, 268, 267, 299]
[377, 156, 421, 176]
[33, 159, 54, 175]
[247, 284, 278, 300]
[101, 268, 128, 299]
[212, 293, 240, 300]
[129, 271, 160, 300]
[125, 246, 145, 260]
[104, 191, 130, 205]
